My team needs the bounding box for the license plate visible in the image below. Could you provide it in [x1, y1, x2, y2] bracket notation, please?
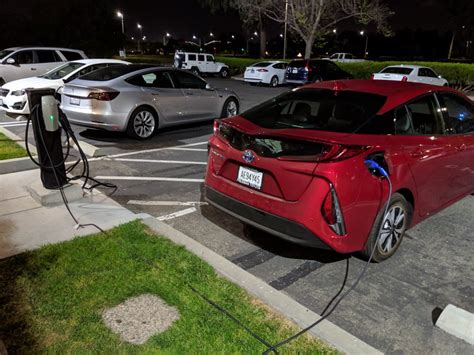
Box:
[70, 97, 80, 106]
[237, 166, 263, 190]
[292, 68, 298, 73]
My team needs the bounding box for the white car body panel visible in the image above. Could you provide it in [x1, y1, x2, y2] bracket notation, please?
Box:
[244, 61, 288, 86]
[373, 65, 448, 86]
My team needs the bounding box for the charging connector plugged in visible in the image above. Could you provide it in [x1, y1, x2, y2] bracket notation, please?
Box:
[364, 159, 389, 178]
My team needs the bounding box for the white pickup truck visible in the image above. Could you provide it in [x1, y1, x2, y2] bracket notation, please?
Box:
[325, 53, 366, 63]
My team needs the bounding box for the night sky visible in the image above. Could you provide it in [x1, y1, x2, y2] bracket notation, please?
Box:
[115, 0, 456, 41]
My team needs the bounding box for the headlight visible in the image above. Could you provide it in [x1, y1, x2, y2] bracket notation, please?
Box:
[11, 89, 26, 96]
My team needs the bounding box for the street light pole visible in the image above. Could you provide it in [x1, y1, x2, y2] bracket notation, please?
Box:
[283, 0, 288, 59]
[117, 11, 126, 57]
[360, 30, 369, 58]
[137, 23, 143, 53]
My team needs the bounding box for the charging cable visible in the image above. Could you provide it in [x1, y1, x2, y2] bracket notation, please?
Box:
[262, 159, 392, 354]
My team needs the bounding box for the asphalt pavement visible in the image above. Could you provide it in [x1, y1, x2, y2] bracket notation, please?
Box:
[1, 77, 473, 354]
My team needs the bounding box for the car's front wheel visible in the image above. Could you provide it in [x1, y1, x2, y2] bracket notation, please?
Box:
[221, 97, 239, 118]
[126, 107, 157, 140]
[270, 76, 279, 87]
[361, 192, 412, 262]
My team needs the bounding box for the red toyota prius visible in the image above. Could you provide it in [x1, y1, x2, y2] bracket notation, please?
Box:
[205, 80, 474, 261]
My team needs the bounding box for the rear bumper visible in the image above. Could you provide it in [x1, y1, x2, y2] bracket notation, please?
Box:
[206, 187, 331, 249]
[61, 105, 128, 132]
[244, 77, 264, 83]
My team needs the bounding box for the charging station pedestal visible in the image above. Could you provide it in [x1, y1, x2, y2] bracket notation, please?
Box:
[27, 88, 67, 189]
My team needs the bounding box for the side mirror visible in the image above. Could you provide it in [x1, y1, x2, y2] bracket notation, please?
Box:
[438, 75, 442, 79]
[205, 83, 214, 90]
[6, 58, 15, 65]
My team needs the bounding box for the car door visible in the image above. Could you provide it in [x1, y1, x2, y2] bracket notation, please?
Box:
[417, 68, 437, 85]
[197, 54, 206, 72]
[129, 70, 187, 123]
[34, 50, 63, 75]
[399, 94, 462, 216]
[171, 70, 219, 121]
[206, 54, 216, 73]
[273, 63, 287, 83]
[7, 50, 36, 81]
[437, 92, 474, 195]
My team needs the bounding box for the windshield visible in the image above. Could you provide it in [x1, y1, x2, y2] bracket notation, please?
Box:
[41, 62, 85, 80]
[381, 67, 413, 75]
[288, 60, 307, 68]
[241, 89, 387, 133]
[0, 50, 13, 60]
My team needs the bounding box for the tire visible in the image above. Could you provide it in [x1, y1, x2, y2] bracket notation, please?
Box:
[0, 78, 4, 86]
[221, 97, 239, 118]
[126, 107, 158, 140]
[191, 67, 200, 76]
[360, 192, 413, 262]
[220, 67, 230, 79]
[270, 76, 279, 87]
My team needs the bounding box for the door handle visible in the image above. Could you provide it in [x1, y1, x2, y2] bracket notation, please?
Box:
[185, 92, 194, 96]
[151, 93, 159, 96]
[30, 68, 37, 71]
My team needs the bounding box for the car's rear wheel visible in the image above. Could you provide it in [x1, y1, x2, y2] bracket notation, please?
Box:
[361, 192, 412, 262]
[220, 68, 230, 79]
[270, 76, 279, 87]
[126, 107, 157, 140]
[221, 97, 239, 118]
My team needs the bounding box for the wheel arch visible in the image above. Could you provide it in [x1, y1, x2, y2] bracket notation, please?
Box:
[395, 187, 415, 225]
[125, 103, 160, 131]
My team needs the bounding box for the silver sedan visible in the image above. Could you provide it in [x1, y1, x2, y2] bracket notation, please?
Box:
[60, 64, 240, 139]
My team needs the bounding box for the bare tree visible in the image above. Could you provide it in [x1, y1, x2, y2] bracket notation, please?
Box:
[264, 0, 393, 59]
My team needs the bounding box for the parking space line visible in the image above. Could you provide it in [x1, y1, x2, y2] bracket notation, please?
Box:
[0, 123, 27, 127]
[166, 147, 208, 152]
[95, 176, 204, 183]
[115, 158, 207, 165]
[108, 141, 208, 159]
[157, 207, 197, 221]
[128, 200, 208, 206]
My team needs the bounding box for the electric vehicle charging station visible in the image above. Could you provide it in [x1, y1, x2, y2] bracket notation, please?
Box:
[26, 88, 66, 189]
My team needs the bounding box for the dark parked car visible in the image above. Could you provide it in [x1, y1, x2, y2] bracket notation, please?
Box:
[285, 59, 352, 85]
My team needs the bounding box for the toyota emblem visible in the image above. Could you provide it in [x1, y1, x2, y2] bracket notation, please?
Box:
[242, 150, 255, 163]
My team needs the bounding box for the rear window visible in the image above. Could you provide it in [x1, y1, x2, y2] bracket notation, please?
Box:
[241, 89, 387, 134]
[288, 60, 307, 68]
[253, 62, 272, 67]
[381, 67, 413, 75]
[60, 50, 83, 61]
[79, 64, 147, 81]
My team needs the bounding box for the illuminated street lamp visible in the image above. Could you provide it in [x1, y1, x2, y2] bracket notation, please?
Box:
[360, 30, 368, 58]
[116, 11, 126, 56]
[137, 23, 143, 52]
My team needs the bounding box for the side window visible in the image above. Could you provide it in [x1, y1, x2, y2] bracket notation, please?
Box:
[188, 54, 196, 61]
[346, 54, 353, 59]
[150, 71, 174, 88]
[126, 72, 156, 87]
[406, 95, 443, 135]
[419, 68, 437, 78]
[60, 51, 83, 61]
[172, 71, 206, 89]
[394, 106, 413, 134]
[440, 93, 474, 134]
[198, 54, 205, 61]
[206, 55, 214, 62]
[35, 50, 59, 63]
[13, 50, 34, 64]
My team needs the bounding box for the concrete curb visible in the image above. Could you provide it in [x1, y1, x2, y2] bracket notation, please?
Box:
[231, 76, 245, 81]
[69, 138, 105, 157]
[0, 125, 37, 155]
[435, 304, 474, 345]
[142, 217, 381, 354]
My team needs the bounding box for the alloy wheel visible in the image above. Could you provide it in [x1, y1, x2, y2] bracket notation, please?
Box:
[271, 76, 279, 87]
[377, 205, 406, 255]
[226, 100, 238, 117]
[133, 110, 155, 138]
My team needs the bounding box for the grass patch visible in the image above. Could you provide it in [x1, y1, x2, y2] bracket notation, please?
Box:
[0, 220, 336, 354]
[0, 131, 28, 160]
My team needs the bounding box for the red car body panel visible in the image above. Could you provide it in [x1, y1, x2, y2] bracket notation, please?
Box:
[204, 80, 474, 254]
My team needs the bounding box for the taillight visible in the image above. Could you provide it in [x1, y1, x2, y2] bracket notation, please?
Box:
[87, 92, 119, 101]
[401, 76, 408, 82]
[257, 69, 268, 72]
[305, 63, 312, 72]
[213, 119, 220, 134]
[321, 184, 346, 235]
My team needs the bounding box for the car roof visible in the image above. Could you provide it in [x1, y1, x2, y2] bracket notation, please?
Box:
[70, 58, 129, 65]
[302, 79, 462, 114]
[4, 47, 84, 52]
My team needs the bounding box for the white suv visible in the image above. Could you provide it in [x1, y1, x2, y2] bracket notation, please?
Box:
[174, 51, 230, 78]
[0, 47, 87, 85]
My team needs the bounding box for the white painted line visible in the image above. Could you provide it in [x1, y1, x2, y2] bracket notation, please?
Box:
[115, 158, 207, 165]
[166, 147, 208, 152]
[108, 141, 208, 159]
[157, 207, 197, 221]
[0, 123, 27, 127]
[128, 200, 208, 206]
[95, 176, 204, 183]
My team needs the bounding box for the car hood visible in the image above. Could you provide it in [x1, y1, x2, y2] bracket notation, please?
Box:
[2, 77, 63, 91]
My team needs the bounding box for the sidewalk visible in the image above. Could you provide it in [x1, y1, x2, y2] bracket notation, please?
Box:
[0, 169, 147, 259]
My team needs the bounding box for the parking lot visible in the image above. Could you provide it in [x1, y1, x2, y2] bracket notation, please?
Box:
[1, 77, 473, 353]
